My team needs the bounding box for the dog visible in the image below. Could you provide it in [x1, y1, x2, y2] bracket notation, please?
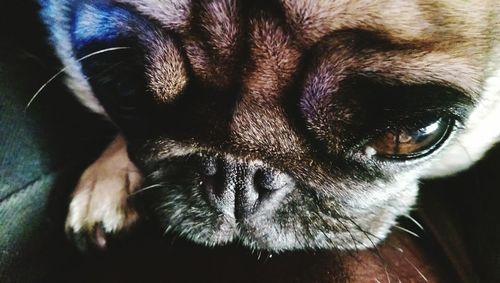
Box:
[38, 0, 500, 261]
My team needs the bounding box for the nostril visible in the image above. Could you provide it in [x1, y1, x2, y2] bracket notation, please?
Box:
[200, 156, 225, 199]
[253, 168, 282, 195]
[201, 156, 218, 176]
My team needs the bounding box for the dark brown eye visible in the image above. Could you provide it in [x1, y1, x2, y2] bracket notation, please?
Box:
[366, 118, 452, 159]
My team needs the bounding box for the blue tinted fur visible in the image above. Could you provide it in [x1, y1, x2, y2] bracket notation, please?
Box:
[38, 0, 111, 113]
[70, 2, 137, 50]
[37, 0, 164, 114]
[40, 0, 153, 52]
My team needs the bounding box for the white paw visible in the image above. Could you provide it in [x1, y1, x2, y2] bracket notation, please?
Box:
[65, 136, 142, 251]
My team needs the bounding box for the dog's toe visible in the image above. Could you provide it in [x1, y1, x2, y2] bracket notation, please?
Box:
[65, 136, 142, 251]
[68, 223, 108, 252]
[68, 222, 122, 253]
[65, 170, 141, 251]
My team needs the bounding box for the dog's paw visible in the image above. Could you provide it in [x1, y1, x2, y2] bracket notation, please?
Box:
[65, 136, 142, 251]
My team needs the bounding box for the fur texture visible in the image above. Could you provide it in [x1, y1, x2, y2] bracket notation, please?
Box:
[39, 0, 500, 252]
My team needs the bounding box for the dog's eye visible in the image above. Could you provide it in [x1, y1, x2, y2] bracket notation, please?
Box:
[111, 79, 144, 114]
[366, 118, 452, 159]
[79, 43, 148, 119]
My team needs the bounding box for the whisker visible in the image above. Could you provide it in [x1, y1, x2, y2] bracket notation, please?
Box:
[130, 183, 165, 196]
[393, 225, 421, 238]
[360, 226, 427, 283]
[403, 255, 429, 282]
[334, 216, 364, 253]
[344, 216, 385, 259]
[316, 212, 364, 262]
[87, 60, 127, 82]
[385, 268, 392, 283]
[25, 46, 131, 110]
[404, 214, 425, 231]
[455, 140, 475, 165]
[362, 216, 422, 239]
[341, 215, 397, 283]
[391, 247, 428, 282]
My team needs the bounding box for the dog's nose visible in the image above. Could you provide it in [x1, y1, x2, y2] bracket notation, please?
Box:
[199, 156, 295, 219]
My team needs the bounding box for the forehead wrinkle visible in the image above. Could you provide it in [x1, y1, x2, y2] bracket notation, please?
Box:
[281, 0, 435, 47]
[243, 15, 301, 98]
[181, 0, 241, 87]
[199, 0, 240, 59]
[311, 47, 483, 99]
[145, 35, 188, 103]
[149, 0, 241, 89]
[281, 0, 494, 48]
[228, 16, 304, 159]
[358, 52, 483, 97]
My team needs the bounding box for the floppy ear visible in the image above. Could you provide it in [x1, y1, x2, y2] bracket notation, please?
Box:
[39, 1, 107, 114]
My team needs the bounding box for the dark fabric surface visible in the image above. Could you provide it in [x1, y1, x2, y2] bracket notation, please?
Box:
[0, 1, 499, 283]
[0, 45, 61, 283]
[420, 149, 500, 283]
[0, 3, 115, 281]
[0, 19, 62, 281]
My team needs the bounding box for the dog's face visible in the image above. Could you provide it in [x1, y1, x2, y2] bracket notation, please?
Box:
[41, 0, 500, 251]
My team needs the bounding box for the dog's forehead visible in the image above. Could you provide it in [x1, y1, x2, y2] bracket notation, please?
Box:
[282, 0, 497, 45]
[113, 0, 495, 43]
[110, 0, 497, 96]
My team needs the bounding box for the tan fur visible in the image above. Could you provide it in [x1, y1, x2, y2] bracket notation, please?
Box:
[66, 135, 141, 248]
[145, 35, 188, 102]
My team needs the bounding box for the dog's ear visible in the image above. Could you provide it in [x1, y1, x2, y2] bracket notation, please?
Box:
[39, 2, 105, 114]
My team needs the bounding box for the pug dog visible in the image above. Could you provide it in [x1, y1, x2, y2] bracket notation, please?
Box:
[38, 0, 500, 256]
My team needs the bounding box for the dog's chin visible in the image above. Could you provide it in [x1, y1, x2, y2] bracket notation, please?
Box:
[179, 207, 406, 253]
[133, 154, 419, 252]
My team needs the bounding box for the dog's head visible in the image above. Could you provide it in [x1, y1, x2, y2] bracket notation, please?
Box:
[41, 0, 500, 251]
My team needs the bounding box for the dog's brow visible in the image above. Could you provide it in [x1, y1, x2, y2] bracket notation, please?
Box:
[311, 31, 484, 99]
[358, 51, 483, 99]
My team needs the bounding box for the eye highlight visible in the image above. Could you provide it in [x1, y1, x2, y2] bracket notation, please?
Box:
[366, 118, 453, 160]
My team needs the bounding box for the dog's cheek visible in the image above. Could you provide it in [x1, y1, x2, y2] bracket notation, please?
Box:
[336, 180, 419, 250]
[422, 66, 500, 178]
[240, 176, 419, 251]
